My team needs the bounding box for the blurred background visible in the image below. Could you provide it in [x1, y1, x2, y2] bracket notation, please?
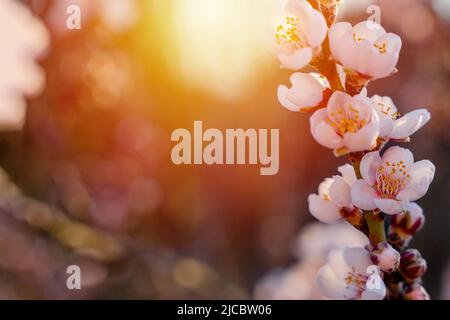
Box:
[0, 0, 449, 299]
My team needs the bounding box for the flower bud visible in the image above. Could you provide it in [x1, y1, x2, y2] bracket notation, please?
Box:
[399, 249, 427, 280]
[389, 203, 425, 249]
[391, 203, 425, 235]
[369, 242, 400, 272]
[403, 283, 430, 300]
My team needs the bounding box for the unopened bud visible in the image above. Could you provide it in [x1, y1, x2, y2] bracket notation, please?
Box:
[391, 203, 425, 235]
[369, 242, 400, 272]
[389, 203, 425, 249]
[403, 283, 430, 300]
[400, 249, 427, 280]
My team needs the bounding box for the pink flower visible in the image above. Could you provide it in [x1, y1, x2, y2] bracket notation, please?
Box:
[371, 95, 431, 140]
[275, 0, 328, 70]
[351, 146, 435, 215]
[310, 91, 380, 153]
[329, 21, 402, 80]
[278, 73, 330, 112]
[316, 247, 386, 300]
[308, 164, 357, 223]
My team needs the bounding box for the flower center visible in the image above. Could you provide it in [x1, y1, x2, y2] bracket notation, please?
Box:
[326, 104, 367, 136]
[374, 42, 387, 54]
[376, 102, 400, 119]
[352, 32, 365, 43]
[344, 267, 367, 297]
[276, 17, 306, 48]
[376, 161, 411, 197]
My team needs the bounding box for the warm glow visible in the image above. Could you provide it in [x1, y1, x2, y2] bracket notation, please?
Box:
[171, 0, 283, 101]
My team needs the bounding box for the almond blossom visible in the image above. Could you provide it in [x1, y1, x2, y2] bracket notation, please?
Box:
[310, 91, 380, 153]
[308, 164, 357, 223]
[275, 0, 328, 70]
[254, 222, 369, 300]
[278, 73, 331, 112]
[370, 95, 431, 140]
[351, 146, 435, 215]
[271, 0, 434, 300]
[329, 21, 402, 80]
[316, 247, 386, 300]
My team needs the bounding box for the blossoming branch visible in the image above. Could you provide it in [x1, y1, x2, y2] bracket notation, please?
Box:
[274, 0, 435, 300]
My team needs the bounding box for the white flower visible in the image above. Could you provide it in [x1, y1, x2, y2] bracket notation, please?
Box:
[351, 146, 435, 215]
[308, 164, 357, 223]
[310, 91, 380, 153]
[371, 95, 431, 140]
[278, 73, 330, 112]
[0, 0, 49, 130]
[293, 222, 369, 262]
[329, 21, 402, 80]
[253, 264, 317, 300]
[317, 247, 386, 300]
[275, 0, 328, 70]
[254, 222, 369, 300]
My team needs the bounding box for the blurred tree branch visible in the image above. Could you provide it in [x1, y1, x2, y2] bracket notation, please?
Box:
[0, 168, 124, 263]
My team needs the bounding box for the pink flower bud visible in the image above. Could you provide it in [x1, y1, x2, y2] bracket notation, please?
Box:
[391, 203, 425, 235]
[400, 249, 427, 280]
[389, 203, 425, 249]
[403, 283, 430, 300]
[369, 242, 400, 272]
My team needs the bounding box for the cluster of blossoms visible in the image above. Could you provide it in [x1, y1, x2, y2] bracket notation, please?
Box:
[275, 0, 435, 300]
[254, 222, 369, 300]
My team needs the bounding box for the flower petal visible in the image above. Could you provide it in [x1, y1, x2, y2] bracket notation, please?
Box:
[278, 47, 313, 70]
[353, 21, 386, 42]
[308, 194, 341, 224]
[371, 95, 397, 137]
[316, 265, 349, 300]
[360, 151, 382, 186]
[329, 176, 352, 208]
[368, 33, 402, 79]
[329, 22, 358, 69]
[278, 85, 300, 112]
[374, 198, 407, 215]
[343, 120, 379, 152]
[397, 160, 435, 202]
[326, 91, 352, 118]
[391, 109, 431, 139]
[351, 180, 379, 211]
[327, 248, 352, 278]
[310, 109, 344, 150]
[381, 146, 414, 168]
[338, 164, 357, 186]
[287, 73, 325, 107]
[285, 0, 327, 48]
[362, 284, 386, 300]
[318, 177, 335, 197]
[342, 247, 373, 275]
